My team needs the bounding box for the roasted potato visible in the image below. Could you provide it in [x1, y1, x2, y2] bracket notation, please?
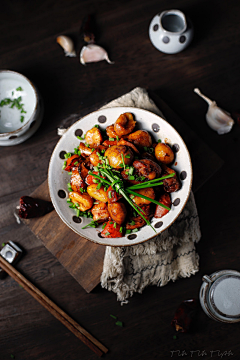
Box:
[162, 164, 181, 193]
[108, 202, 127, 225]
[78, 142, 92, 157]
[114, 113, 136, 136]
[155, 143, 174, 164]
[69, 191, 93, 212]
[87, 184, 108, 203]
[85, 127, 103, 148]
[154, 193, 171, 218]
[91, 202, 110, 223]
[89, 145, 106, 166]
[133, 187, 155, 206]
[106, 124, 118, 139]
[105, 145, 134, 169]
[128, 130, 152, 148]
[133, 159, 161, 180]
[101, 221, 123, 238]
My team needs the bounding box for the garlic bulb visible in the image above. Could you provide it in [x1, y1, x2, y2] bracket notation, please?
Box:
[80, 44, 114, 65]
[194, 88, 234, 135]
[56, 35, 76, 57]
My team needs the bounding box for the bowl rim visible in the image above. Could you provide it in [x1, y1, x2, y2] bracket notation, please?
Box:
[0, 69, 38, 138]
[48, 106, 193, 246]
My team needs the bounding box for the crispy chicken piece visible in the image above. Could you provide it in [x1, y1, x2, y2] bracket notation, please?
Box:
[162, 164, 181, 193]
[91, 202, 110, 223]
[133, 159, 161, 180]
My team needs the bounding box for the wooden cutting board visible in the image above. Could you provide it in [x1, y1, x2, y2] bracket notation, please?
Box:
[21, 94, 223, 293]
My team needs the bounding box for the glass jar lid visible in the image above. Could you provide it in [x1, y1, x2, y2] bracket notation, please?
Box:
[209, 274, 240, 318]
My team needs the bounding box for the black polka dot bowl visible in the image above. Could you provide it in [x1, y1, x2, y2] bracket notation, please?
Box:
[48, 107, 192, 246]
[149, 10, 194, 54]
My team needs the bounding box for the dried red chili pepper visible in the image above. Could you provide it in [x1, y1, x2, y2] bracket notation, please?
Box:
[18, 196, 54, 219]
[171, 299, 198, 333]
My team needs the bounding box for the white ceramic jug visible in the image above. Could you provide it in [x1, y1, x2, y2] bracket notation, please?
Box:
[149, 10, 193, 54]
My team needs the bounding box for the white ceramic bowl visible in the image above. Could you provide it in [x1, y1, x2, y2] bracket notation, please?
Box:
[48, 107, 192, 246]
[0, 70, 42, 145]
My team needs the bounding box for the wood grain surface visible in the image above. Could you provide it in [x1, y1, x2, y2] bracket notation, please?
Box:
[0, 0, 240, 359]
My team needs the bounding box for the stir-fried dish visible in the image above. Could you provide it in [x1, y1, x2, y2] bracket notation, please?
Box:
[62, 112, 181, 238]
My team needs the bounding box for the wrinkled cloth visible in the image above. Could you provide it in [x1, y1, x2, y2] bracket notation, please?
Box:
[100, 87, 201, 303]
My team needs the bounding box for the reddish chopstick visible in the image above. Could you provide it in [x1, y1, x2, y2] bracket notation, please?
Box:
[0, 255, 108, 357]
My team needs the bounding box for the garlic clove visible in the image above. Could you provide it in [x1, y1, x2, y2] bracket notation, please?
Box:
[56, 35, 76, 57]
[80, 44, 114, 65]
[194, 88, 234, 135]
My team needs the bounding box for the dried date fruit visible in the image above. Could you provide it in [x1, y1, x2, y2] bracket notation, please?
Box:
[171, 299, 198, 333]
[18, 196, 54, 219]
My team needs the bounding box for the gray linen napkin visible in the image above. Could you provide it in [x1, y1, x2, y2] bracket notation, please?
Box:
[100, 87, 201, 304]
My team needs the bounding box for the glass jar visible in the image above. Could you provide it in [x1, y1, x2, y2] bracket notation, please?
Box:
[199, 269, 240, 323]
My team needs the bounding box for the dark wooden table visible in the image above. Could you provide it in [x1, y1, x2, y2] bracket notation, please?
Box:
[0, 1, 240, 359]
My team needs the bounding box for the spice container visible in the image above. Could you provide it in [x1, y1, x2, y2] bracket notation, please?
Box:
[0, 241, 23, 279]
[199, 269, 240, 323]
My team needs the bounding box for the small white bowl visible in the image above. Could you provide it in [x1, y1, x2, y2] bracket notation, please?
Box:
[0, 70, 42, 145]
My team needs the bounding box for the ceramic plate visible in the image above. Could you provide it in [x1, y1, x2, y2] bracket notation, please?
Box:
[48, 107, 192, 246]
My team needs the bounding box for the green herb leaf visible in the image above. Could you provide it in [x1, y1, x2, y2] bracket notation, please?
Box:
[108, 191, 112, 199]
[94, 124, 99, 128]
[116, 136, 119, 141]
[126, 229, 131, 234]
[110, 314, 117, 319]
[128, 167, 134, 176]
[143, 146, 148, 151]
[113, 222, 117, 229]
[128, 176, 135, 180]
[82, 219, 99, 229]
[16, 86, 23, 91]
[97, 183, 102, 190]
[115, 321, 123, 327]
[105, 231, 110, 236]
[119, 227, 123, 233]
[109, 137, 115, 141]
[125, 154, 130, 158]
[2, 243, 5, 247]
[77, 136, 84, 140]
[158, 139, 162, 143]
[132, 228, 138, 233]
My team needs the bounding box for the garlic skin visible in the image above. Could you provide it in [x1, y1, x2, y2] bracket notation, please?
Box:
[80, 44, 114, 65]
[56, 35, 76, 57]
[194, 88, 234, 135]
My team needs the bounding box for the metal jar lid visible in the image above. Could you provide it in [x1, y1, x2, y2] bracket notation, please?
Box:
[199, 269, 240, 323]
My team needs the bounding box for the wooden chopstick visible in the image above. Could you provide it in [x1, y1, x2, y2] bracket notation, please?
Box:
[0, 256, 108, 357]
